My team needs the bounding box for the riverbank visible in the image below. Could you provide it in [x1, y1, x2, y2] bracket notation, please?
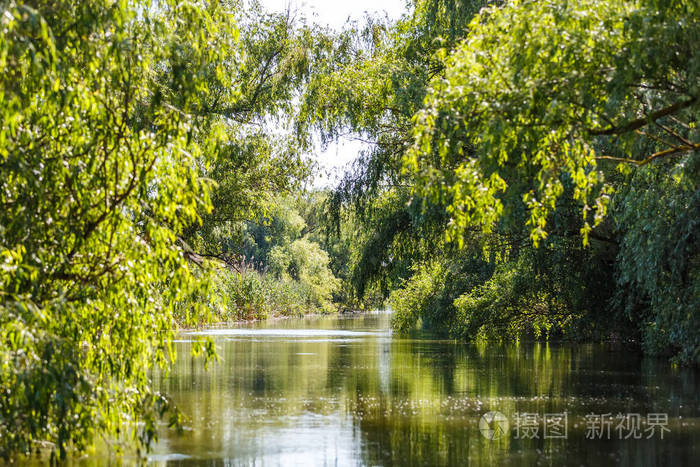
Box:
[178, 267, 340, 327]
[177, 311, 334, 331]
[177, 307, 375, 333]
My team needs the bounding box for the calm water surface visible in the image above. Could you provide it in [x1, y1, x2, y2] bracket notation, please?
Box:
[148, 312, 700, 466]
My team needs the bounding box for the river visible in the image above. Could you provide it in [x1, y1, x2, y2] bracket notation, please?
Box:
[147, 311, 700, 466]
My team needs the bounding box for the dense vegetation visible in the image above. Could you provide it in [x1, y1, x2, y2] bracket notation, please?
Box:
[0, 0, 327, 459]
[202, 194, 341, 322]
[300, 0, 699, 364]
[0, 0, 697, 461]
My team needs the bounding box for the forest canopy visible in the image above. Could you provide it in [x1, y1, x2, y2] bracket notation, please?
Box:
[403, 0, 699, 360]
[299, 0, 698, 364]
[408, 0, 699, 245]
[0, 0, 321, 459]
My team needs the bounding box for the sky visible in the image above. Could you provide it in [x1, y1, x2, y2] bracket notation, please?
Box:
[258, 0, 409, 188]
[260, 0, 407, 29]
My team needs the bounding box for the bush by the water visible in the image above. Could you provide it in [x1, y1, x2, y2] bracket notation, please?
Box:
[213, 266, 338, 322]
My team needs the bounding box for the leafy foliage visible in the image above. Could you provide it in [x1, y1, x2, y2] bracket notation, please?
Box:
[400, 0, 699, 362]
[299, 0, 489, 298]
[0, 0, 316, 459]
[614, 153, 700, 362]
[407, 0, 699, 245]
[179, 2, 321, 261]
[211, 265, 334, 321]
[308, 0, 699, 364]
[207, 195, 341, 318]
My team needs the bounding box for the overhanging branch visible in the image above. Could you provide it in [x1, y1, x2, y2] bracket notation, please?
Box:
[595, 142, 700, 166]
[589, 97, 696, 136]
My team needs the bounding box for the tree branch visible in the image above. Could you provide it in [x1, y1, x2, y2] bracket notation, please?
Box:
[595, 141, 700, 166]
[589, 97, 696, 136]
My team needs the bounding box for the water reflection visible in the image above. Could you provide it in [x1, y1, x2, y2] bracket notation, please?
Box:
[150, 312, 700, 466]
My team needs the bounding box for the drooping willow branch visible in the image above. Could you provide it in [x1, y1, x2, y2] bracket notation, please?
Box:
[596, 142, 700, 166]
[588, 97, 696, 137]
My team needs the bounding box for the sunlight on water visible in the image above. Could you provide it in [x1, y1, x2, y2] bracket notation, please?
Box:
[137, 312, 700, 466]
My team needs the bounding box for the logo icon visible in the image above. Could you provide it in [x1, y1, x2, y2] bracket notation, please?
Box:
[479, 411, 509, 440]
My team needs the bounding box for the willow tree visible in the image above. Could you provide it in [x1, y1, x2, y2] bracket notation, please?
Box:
[406, 0, 699, 361]
[298, 0, 489, 298]
[179, 2, 318, 266]
[0, 0, 307, 459]
[408, 0, 698, 244]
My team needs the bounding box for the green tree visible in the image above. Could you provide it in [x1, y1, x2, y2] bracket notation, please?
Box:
[299, 0, 488, 298]
[408, 0, 699, 245]
[0, 0, 312, 459]
[303, 0, 698, 364]
[180, 2, 319, 264]
[613, 156, 700, 363]
[405, 0, 699, 361]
